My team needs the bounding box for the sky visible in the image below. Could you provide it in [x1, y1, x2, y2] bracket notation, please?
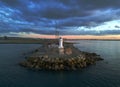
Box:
[0, 0, 120, 39]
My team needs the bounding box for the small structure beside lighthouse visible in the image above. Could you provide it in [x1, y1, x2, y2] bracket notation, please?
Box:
[58, 37, 64, 55]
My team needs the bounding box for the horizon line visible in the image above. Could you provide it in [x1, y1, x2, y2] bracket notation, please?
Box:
[1, 34, 120, 40]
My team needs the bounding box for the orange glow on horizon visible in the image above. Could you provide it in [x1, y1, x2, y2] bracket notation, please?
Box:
[22, 33, 120, 40]
[62, 35, 120, 39]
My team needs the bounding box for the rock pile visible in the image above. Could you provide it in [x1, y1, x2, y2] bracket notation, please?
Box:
[20, 52, 103, 71]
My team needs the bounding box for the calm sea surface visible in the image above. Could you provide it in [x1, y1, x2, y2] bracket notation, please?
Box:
[0, 41, 120, 87]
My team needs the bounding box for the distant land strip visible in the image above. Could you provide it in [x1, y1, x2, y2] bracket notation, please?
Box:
[0, 36, 120, 44]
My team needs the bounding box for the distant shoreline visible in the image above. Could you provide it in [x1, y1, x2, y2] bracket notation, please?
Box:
[0, 37, 120, 44]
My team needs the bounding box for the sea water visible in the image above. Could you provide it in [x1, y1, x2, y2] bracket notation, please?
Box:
[0, 41, 120, 87]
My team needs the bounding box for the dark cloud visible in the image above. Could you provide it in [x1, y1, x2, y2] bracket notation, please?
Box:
[0, 0, 120, 35]
[0, 0, 21, 7]
[115, 25, 120, 28]
[100, 30, 120, 35]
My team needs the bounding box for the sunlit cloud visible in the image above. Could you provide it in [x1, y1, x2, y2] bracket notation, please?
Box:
[0, 0, 120, 37]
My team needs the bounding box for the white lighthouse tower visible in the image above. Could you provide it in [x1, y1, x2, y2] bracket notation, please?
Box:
[58, 37, 64, 55]
[59, 37, 64, 48]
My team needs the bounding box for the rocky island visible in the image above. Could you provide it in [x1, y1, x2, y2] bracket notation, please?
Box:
[20, 38, 103, 71]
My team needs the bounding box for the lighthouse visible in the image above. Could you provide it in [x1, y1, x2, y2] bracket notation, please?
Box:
[58, 37, 64, 54]
[59, 37, 64, 48]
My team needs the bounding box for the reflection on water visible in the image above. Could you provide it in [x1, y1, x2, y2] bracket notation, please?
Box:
[0, 41, 120, 87]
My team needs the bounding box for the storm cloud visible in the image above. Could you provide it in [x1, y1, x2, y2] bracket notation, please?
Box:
[0, 0, 120, 35]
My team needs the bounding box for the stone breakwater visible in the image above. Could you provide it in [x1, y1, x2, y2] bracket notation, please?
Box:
[20, 52, 103, 71]
[19, 42, 103, 71]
